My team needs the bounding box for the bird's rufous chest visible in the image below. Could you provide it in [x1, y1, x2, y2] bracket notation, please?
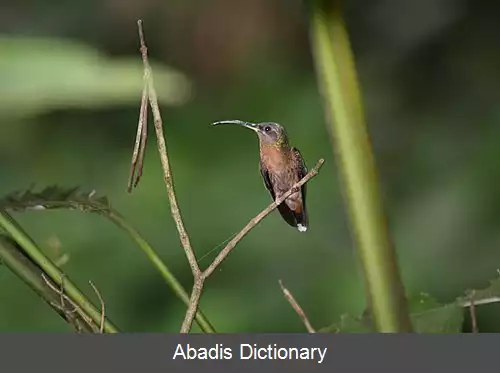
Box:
[261, 146, 289, 171]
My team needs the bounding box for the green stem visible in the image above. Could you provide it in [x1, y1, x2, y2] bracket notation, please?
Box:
[0, 235, 96, 332]
[0, 211, 120, 333]
[307, 0, 412, 332]
[107, 211, 216, 333]
[0, 187, 217, 333]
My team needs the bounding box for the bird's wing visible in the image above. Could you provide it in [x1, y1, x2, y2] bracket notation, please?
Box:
[292, 147, 308, 229]
[259, 162, 276, 200]
[292, 147, 308, 201]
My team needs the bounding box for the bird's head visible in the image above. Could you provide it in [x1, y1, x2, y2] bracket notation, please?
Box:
[212, 120, 289, 147]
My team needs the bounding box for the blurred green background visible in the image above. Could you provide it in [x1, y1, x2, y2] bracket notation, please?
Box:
[1, 0, 500, 332]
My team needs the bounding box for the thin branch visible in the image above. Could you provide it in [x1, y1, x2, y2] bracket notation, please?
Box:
[1, 185, 215, 333]
[41, 273, 92, 332]
[127, 83, 149, 192]
[459, 297, 500, 307]
[469, 300, 478, 333]
[203, 158, 325, 279]
[136, 105, 148, 186]
[180, 277, 204, 332]
[107, 211, 216, 332]
[279, 280, 316, 333]
[43, 275, 108, 333]
[0, 235, 97, 333]
[180, 159, 325, 333]
[133, 20, 325, 334]
[89, 280, 105, 333]
[136, 19, 199, 277]
[0, 211, 119, 333]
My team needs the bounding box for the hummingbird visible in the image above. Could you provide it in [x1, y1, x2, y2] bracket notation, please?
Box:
[212, 120, 309, 232]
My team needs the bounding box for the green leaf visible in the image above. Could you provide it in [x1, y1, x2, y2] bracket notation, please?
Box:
[0, 185, 111, 213]
[411, 303, 464, 333]
[320, 293, 464, 333]
[407, 292, 442, 313]
[407, 292, 463, 333]
[0, 36, 192, 118]
[319, 313, 373, 333]
[320, 275, 500, 334]
[457, 276, 500, 306]
[0, 185, 217, 333]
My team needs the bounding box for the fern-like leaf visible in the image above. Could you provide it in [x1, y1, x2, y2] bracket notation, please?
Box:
[0, 184, 217, 332]
[0, 185, 112, 213]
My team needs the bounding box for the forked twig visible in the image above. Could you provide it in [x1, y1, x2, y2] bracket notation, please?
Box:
[279, 280, 316, 333]
[204, 160, 324, 279]
[133, 20, 325, 333]
[41, 274, 76, 314]
[180, 159, 324, 332]
[42, 274, 107, 333]
[42, 274, 88, 332]
[135, 20, 199, 278]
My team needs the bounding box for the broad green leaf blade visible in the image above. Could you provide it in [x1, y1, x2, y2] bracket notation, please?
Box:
[0, 36, 192, 118]
[411, 303, 464, 333]
[319, 313, 373, 333]
[408, 292, 463, 333]
[320, 293, 464, 333]
[407, 292, 443, 313]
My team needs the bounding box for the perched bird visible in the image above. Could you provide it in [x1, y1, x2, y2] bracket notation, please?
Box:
[212, 120, 309, 232]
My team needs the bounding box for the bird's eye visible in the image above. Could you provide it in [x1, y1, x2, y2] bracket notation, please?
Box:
[264, 126, 271, 132]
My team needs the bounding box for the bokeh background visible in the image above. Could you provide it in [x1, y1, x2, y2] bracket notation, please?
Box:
[1, 0, 500, 332]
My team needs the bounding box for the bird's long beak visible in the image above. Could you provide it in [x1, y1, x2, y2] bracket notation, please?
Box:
[211, 120, 259, 133]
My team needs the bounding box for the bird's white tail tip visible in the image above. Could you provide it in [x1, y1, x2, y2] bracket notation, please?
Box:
[297, 224, 307, 232]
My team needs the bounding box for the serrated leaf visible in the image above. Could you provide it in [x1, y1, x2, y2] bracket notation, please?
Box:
[0, 185, 112, 214]
[320, 293, 464, 333]
[319, 313, 373, 333]
[57, 187, 81, 200]
[411, 302, 464, 333]
[457, 276, 500, 306]
[0, 36, 192, 119]
[406, 292, 463, 332]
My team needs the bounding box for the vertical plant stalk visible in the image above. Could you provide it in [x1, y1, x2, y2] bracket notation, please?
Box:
[307, 0, 412, 332]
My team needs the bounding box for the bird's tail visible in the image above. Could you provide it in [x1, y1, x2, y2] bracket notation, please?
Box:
[294, 205, 308, 233]
[276, 200, 308, 233]
[277, 203, 298, 228]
